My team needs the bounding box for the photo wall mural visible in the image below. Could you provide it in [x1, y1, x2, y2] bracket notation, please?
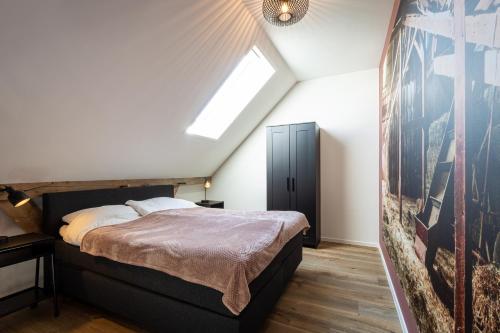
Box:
[380, 0, 499, 332]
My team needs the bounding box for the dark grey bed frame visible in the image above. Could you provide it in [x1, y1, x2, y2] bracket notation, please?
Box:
[42, 185, 303, 333]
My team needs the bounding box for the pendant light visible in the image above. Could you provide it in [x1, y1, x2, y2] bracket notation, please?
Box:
[263, 0, 309, 27]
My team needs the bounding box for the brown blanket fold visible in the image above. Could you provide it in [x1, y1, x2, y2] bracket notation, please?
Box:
[80, 207, 309, 315]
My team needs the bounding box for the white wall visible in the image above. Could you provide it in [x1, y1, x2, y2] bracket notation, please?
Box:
[0, 0, 295, 297]
[176, 185, 205, 202]
[0, 210, 40, 298]
[209, 68, 380, 246]
[0, 0, 295, 184]
[243, 0, 394, 80]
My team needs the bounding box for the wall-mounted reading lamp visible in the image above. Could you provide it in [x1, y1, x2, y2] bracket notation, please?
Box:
[0, 186, 31, 244]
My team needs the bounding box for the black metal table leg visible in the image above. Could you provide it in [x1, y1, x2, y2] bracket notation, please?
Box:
[50, 254, 59, 317]
[31, 257, 40, 309]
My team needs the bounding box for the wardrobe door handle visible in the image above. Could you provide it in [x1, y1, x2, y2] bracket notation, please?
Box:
[287, 177, 290, 192]
[292, 178, 295, 192]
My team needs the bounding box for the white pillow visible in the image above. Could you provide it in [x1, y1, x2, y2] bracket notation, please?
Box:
[61, 205, 140, 246]
[126, 197, 198, 216]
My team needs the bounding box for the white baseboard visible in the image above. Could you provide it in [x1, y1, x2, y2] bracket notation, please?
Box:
[378, 247, 408, 333]
[320, 236, 378, 248]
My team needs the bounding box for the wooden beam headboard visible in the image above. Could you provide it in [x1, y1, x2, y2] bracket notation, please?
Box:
[0, 177, 207, 233]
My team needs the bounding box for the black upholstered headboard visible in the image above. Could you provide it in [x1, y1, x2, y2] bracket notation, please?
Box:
[42, 185, 174, 237]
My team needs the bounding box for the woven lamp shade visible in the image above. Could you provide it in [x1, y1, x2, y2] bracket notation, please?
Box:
[262, 0, 309, 27]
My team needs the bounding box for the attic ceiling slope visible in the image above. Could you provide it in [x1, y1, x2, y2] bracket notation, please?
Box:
[0, 0, 295, 183]
[242, 0, 395, 80]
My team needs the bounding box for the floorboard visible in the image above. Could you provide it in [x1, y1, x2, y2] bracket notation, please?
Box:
[0, 242, 401, 333]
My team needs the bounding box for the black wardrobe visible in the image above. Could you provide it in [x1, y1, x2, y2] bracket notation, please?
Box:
[266, 122, 320, 247]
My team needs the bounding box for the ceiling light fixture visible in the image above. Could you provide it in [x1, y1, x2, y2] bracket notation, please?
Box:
[263, 0, 309, 26]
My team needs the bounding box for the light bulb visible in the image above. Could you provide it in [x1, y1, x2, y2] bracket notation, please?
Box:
[281, 2, 289, 13]
[278, 1, 291, 22]
[14, 198, 30, 207]
[278, 12, 292, 21]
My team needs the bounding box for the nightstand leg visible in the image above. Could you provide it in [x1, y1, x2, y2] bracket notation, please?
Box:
[31, 257, 40, 309]
[50, 254, 59, 317]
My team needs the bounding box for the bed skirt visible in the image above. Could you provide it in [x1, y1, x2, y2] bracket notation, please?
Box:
[55, 235, 302, 333]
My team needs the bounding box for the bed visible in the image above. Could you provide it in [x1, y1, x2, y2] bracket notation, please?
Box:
[42, 185, 304, 333]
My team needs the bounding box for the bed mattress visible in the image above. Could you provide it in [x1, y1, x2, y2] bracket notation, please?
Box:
[55, 231, 303, 317]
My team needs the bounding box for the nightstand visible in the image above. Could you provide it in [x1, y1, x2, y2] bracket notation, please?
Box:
[0, 233, 59, 318]
[196, 200, 224, 209]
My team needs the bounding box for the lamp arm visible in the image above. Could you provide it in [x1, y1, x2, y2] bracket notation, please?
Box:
[0, 184, 45, 193]
[21, 185, 45, 192]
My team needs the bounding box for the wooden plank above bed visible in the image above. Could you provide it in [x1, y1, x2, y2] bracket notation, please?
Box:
[0, 177, 208, 233]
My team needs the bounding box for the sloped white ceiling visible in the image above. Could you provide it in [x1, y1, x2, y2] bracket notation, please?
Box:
[243, 0, 394, 80]
[0, 0, 296, 183]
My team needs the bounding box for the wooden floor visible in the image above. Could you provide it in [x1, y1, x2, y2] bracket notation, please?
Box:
[0, 242, 401, 333]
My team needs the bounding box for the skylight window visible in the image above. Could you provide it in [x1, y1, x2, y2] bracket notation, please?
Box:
[186, 46, 275, 140]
